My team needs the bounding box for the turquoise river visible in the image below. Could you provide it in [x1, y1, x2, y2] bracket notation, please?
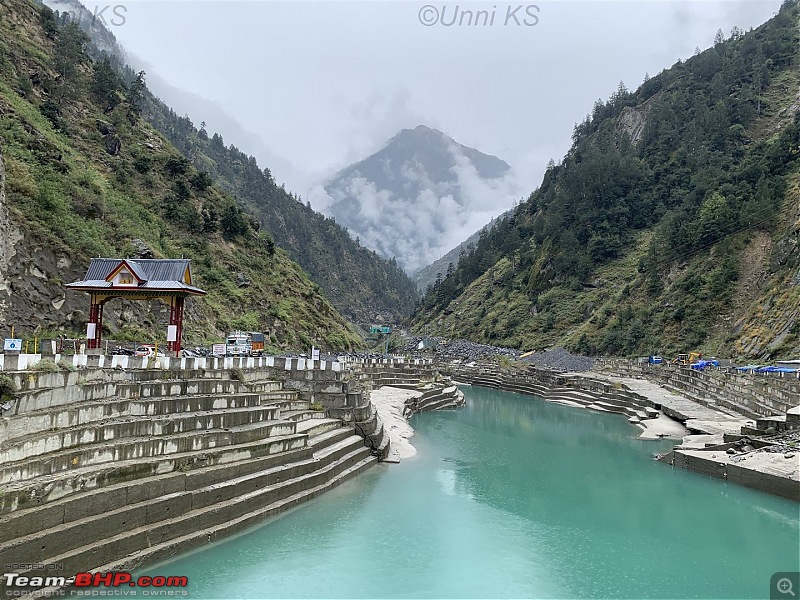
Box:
[141, 386, 800, 599]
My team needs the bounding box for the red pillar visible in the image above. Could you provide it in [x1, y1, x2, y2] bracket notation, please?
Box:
[97, 301, 104, 350]
[168, 295, 185, 354]
[87, 295, 104, 350]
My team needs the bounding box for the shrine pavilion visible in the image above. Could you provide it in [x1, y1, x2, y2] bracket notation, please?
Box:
[66, 258, 206, 353]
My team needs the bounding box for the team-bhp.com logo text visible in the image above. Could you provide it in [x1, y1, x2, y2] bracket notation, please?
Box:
[3, 572, 188, 597]
[418, 4, 540, 27]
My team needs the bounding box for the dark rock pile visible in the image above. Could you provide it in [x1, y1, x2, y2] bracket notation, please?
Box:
[518, 347, 594, 372]
[728, 432, 799, 463]
[403, 337, 519, 360]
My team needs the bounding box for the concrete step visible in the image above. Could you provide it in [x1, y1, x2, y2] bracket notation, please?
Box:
[25, 448, 375, 578]
[419, 396, 463, 412]
[663, 384, 756, 420]
[1, 405, 284, 464]
[253, 390, 301, 403]
[591, 400, 640, 418]
[241, 380, 286, 393]
[547, 388, 598, 400]
[0, 419, 299, 485]
[545, 393, 593, 406]
[0, 392, 279, 442]
[282, 410, 325, 422]
[115, 378, 246, 399]
[0, 432, 310, 522]
[83, 455, 378, 581]
[294, 418, 343, 438]
[261, 399, 310, 411]
[0, 436, 368, 565]
[0, 427, 358, 544]
[305, 427, 355, 451]
[311, 434, 366, 462]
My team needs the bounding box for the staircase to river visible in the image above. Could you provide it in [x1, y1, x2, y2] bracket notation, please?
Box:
[0, 370, 376, 588]
[450, 366, 660, 426]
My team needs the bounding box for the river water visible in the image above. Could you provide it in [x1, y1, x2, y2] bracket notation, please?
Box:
[142, 386, 799, 599]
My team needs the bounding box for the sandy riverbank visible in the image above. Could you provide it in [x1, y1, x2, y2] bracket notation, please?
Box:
[636, 413, 689, 440]
[369, 386, 423, 461]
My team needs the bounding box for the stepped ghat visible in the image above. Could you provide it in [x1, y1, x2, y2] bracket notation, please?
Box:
[446, 361, 799, 501]
[448, 363, 663, 428]
[593, 358, 800, 432]
[0, 354, 459, 593]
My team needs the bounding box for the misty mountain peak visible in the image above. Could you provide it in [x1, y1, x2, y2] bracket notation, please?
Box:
[323, 127, 519, 273]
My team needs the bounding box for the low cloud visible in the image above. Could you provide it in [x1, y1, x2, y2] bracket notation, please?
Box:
[317, 144, 526, 274]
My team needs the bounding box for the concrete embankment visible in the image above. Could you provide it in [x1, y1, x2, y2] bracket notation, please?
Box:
[594, 358, 799, 425]
[591, 360, 799, 501]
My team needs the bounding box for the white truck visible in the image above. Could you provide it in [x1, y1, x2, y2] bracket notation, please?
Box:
[225, 331, 251, 357]
[225, 331, 265, 357]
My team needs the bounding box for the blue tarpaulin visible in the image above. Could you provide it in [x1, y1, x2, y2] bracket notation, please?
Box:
[755, 366, 798, 373]
[691, 360, 720, 371]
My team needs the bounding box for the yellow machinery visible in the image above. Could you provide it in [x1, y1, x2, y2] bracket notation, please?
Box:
[672, 352, 703, 365]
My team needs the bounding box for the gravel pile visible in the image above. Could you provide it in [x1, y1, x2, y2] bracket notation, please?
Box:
[728, 432, 799, 463]
[403, 337, 520, 360]
[758, 431, 800, 455]
[518, 347, 594, 372]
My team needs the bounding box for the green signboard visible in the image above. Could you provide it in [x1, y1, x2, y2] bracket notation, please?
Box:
[370, 326, 391, 334]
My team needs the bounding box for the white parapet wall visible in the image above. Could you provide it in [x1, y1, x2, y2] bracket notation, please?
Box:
[0, 353, 433, 374]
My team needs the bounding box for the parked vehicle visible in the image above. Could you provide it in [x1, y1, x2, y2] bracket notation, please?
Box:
[225, 331, 251, 357]
[135, 345, 165, 357]
[672, 352, 703, 366]
[690, 359, 720, 371]
[249, 332, 265, 357]
[224, 331, 266, 357]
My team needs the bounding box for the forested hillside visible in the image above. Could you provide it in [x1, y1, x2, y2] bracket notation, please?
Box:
[139, 86, 418, 324]
[0, 0, 363, 350]
[413, 1, 800, 360]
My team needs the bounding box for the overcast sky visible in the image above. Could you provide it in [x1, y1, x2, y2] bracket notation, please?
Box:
[105, 0, 782, 215]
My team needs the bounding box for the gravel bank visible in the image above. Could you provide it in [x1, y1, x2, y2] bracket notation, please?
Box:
[518, 347, 594, 372]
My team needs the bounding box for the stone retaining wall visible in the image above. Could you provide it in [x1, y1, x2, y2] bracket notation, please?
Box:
[666, 450, 799, 501]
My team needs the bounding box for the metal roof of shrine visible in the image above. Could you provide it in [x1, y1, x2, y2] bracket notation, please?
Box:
[65, 258, 206, 295]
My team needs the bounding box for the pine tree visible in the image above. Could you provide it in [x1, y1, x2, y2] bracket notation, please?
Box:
[52, 22, 88, 101]
[91, 56, 123, 111]
[127, 70, 146, 118]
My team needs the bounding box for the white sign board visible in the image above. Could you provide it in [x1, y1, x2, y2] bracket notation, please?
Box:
[167, 325, 178, 342]
[212, 343, 226, 356]
[311, 347, 320, 361]
[86, 323, 96, 339]
[3, 338, 22, 352]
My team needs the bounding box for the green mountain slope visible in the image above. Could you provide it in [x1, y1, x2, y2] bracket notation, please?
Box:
[413, 1, 800, 360]
[0, 0, 362, 350]
[412, 211, 511, 292]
